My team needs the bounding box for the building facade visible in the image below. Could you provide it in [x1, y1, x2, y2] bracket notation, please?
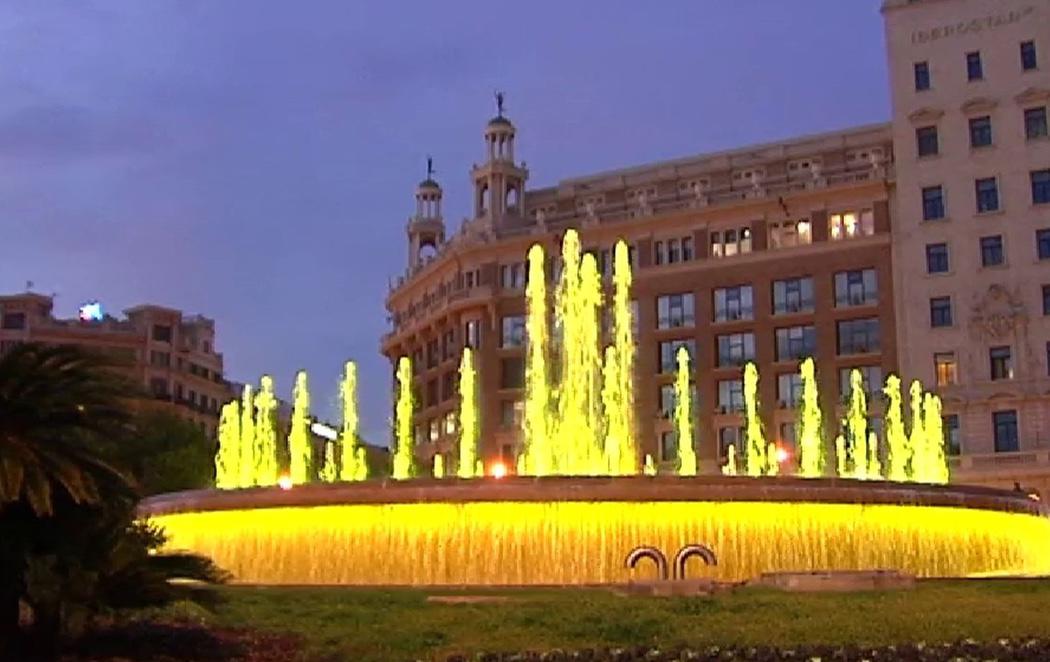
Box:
[383, 117, 898, 473]
[0, 293, 227, 435]
[382, 0, 1050, 491]
[883, 0, 1050, 492]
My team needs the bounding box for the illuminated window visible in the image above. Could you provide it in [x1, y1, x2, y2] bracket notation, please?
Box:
[444, 411, 456, 436]
[710, 227, 752, 257]
[713, 285, 754, 322]
[934, 352, 957, 386]
[429, 420, 439, 442]
[464, 320, 480, 349]
[772, 277, 814, 314]
[769, 219, 812, 248]
[829, 210, 874, 240]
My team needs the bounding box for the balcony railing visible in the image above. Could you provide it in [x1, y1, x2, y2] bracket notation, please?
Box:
[950, 449, 1050, 474]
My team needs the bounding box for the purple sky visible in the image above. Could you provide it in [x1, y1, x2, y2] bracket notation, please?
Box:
[0, 1, 890, 443]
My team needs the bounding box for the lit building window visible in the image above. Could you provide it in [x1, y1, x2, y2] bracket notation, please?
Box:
[934, 352, 957, 387]
[829, 210, 875, 240]
[990, 346, 1013, 381]
[710, 227, 752, 257]
[769, 219, 812, 248]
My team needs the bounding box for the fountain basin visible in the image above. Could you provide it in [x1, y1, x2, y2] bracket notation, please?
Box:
[140, 476, 1050, 585]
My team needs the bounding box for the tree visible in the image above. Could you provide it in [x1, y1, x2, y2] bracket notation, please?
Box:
[116, 411, 215, 496]
[0, 344, 224, 659]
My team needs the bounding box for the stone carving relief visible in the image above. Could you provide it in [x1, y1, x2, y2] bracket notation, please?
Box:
[969, 284, 1027, 342]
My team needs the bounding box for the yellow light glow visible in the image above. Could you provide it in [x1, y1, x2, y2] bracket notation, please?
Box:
[277, 475, 292, 490]
[152, 501, 1050, 585]
[490, 462, 507, 479]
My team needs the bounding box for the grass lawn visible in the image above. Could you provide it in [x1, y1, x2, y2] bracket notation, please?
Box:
[179, 579, 1050, 661]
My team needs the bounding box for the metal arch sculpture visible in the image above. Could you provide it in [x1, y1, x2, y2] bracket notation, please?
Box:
[673, 543, 718, 580]
[624, 545, 669, 581]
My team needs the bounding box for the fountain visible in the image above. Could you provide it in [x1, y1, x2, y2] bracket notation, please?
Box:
[144, 231, 1050, 586]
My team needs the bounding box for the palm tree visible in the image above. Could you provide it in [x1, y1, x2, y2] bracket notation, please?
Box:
[0, 343, 134, 515]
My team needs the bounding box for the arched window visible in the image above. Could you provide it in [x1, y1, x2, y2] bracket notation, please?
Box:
[479, 184, 490, 215]
[505, 186, 519, 211]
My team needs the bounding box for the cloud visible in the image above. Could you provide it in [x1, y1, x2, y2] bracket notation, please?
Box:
[0, 104, 163, 160]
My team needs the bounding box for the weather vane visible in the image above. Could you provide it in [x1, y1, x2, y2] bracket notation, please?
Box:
[495, 90, 505, 117]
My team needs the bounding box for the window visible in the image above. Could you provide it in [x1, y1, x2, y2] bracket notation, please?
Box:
[653, 240, 665, 265]
[1, 312, 26, 330]
[718, 427, 743, 458]
[659, 383, 696, 419]
[922, 186, 945, 220]
[500, 357, 524, 389]
[710, 227, 752, 257]
[969, 116, 992, 148]
[837, 318, 880, 355]
[777, 373, 803, 407]
[916, 126, 939, 157]
[713, 285, 754, 322]
[775, 325, 816, 361]
[658, 340, 696, 374]
[500, 263, 525, 289]
[1043, 285, 1050, 315]
[993, 411, 1019, 453]
[464, 320, 480, 349]
[442, 329, 456, 360]
[975, 177, 999, 213]
[930, 297, 953, 327]
[990, 346, 1013, 381]
[426, 379, 438, 407]
[769, 219, 812, 248]
[944, 414, 961, 456]
[500, 315, 525, 348]
[934, 352, 957, 386]
[829, 210, 875, 240]
[682, 237, 694, 261]
[152, 324, 172, 343]
[441, 371, 455, 402]
[444, 412, 456, 436]
[773, 277, 814, 315]
[657, 293, 695, 329]
[717, 379, 744, 412]
[426, 339, 440, 368]
[926, 243, 950, 274]
[914, 61, 930, 91]
[966, 51, 983, 81]
[1047, 341, 1050, 377]
[1038, 230, 1050, 260]
[717, 333, 756, 367]
[668, 238, 681, 264]
[838, 366, 883, 398]
[834, 269, 878, 307]
[1032, 169, 1050, 205]
[429, 420, 439, 443]
[659, 431, 678, 463]
[149, 350, 171, 368]
[980, 235, 1004, 267]
[500, 400, 523, 428]
[149, 378, 169, 397]
[1021, 40, 1038, 71]
[1025, 107, 1048, 140]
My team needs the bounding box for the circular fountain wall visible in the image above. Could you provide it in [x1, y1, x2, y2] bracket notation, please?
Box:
[140, 476, 1050, 585]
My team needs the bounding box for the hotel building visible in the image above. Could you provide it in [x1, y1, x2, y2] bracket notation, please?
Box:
[0, 293, 227, 435]
[382, 0, 1050, 492]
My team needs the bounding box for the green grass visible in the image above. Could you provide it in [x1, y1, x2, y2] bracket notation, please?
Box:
[187, 580, 1050, 661]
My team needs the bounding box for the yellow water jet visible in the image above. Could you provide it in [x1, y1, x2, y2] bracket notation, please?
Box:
[797, 358, 824, 478]
[288, 370, 312, 485]
[238, 384, 255, 488]
[674, 347, 696, 476]
[215, 400, 240, 489]
[522, 244, 552, 476]
[253, 376, 279, 487]
[845, 368, 868, 480]
[884, 375, 908, 481]
[392, 357, 415, 480]
[338, 361, 367, 482]
[743, 362, 771, 476]
[457, 347, 479, 479]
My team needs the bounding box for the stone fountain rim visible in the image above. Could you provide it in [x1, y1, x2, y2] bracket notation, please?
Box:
[138, 475, 1047, 518]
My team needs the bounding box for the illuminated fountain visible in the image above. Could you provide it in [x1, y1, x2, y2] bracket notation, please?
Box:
[160, 230, 1050, 586]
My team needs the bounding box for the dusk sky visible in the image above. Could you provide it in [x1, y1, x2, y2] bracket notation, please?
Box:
[0, 1, 890, 443]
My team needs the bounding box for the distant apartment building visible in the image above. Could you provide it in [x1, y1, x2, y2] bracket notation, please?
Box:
[883, 0, 1049, 492]
[0, 293, 226, 435]
[381, 0, 1050, 494]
